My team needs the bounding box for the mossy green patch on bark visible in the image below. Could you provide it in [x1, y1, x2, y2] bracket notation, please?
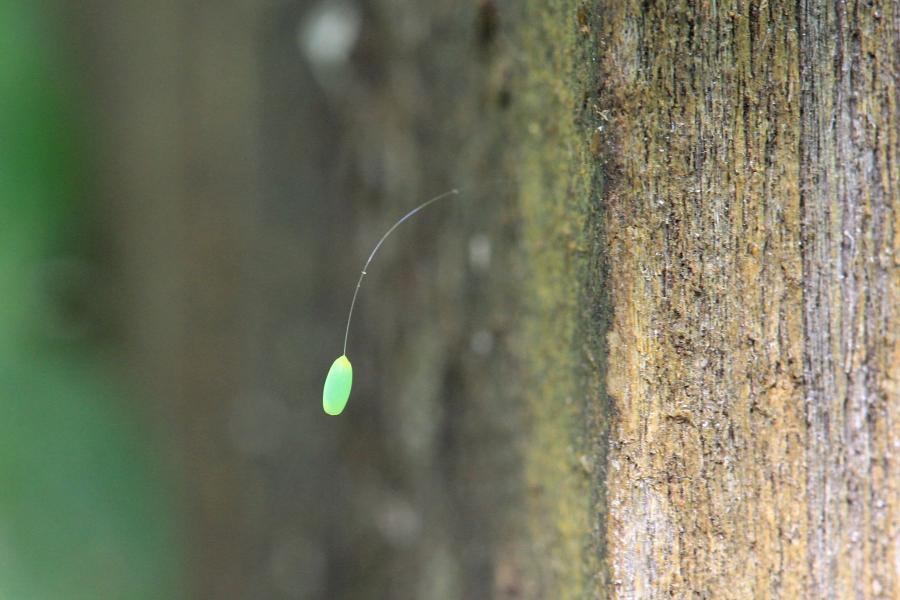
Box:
[509, 1, 610, 597]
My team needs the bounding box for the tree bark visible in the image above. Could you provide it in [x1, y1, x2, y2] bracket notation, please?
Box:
[597, 1, 899, 597]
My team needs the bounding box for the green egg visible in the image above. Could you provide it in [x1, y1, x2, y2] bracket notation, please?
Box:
[323, 355, 353, 415]
[328, 187, 463, 416]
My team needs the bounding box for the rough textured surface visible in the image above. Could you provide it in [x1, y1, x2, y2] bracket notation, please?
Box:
[799, 0, 900, 596]
[598, 0, 899, 597]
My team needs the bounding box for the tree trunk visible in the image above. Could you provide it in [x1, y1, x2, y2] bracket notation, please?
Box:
[77, 0, 899, 598]
[598, 1, 899, 597]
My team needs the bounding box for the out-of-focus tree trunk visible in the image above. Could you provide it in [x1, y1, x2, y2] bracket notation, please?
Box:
[75, 0, 899, 598]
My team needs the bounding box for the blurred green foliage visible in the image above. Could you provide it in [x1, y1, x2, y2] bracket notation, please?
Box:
[0, 2, 184, 598]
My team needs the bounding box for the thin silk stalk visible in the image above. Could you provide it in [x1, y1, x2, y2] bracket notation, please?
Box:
[342, 188, 460, 356]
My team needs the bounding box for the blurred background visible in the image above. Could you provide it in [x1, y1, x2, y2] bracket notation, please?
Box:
[1, 0, 528, 598]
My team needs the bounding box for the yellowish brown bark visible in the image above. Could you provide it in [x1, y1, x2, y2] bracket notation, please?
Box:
[594, 0, 900, 597]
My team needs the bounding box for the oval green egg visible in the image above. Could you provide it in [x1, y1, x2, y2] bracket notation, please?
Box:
[323, 355, 353, 415]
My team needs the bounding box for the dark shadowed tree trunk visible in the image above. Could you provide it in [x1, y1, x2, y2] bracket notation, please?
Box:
[75, 0, 898, 598]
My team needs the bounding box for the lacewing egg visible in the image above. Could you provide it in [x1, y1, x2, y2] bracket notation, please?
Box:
[323, 355, 353, 415]
[327, 187, 465, 416]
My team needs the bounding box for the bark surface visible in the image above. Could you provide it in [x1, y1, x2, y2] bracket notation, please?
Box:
[599, 1, 900, 597]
